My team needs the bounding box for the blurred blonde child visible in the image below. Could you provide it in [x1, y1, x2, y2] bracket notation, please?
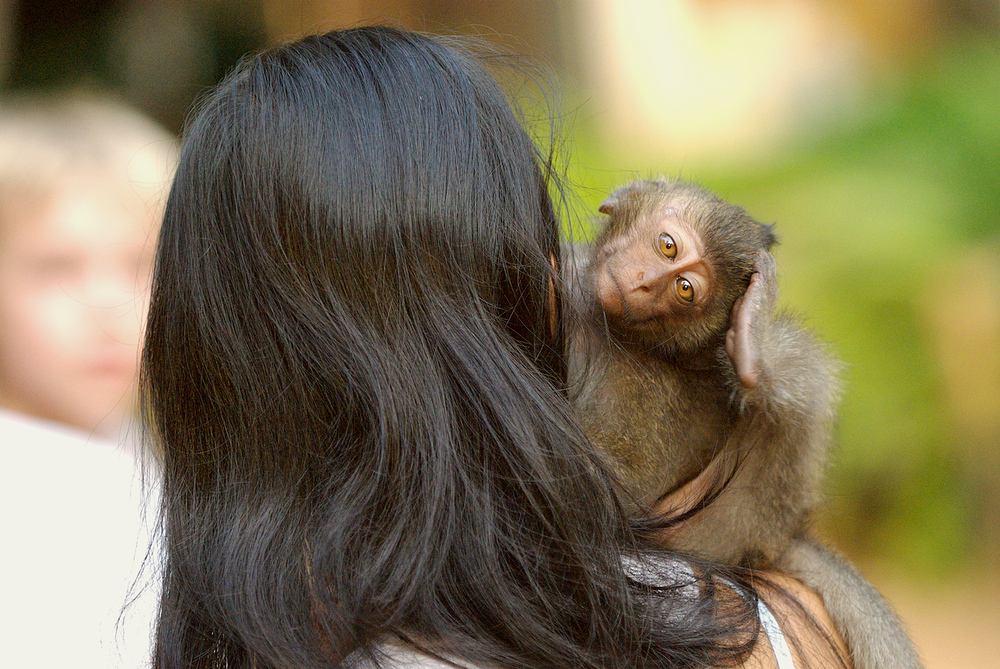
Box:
[0, 94, 173, 438]
[0, 94, 173, 667]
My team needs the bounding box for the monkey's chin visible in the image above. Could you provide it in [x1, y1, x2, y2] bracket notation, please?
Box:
[606, 315, 677, 350]
[620, 315, 669, 333]
[605, 314, 718, 360]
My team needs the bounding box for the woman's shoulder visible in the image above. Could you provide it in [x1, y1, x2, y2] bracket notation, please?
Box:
[748, 571, 853, 669]
[627, 555, 851, 669]
[353, 560, 851, 669]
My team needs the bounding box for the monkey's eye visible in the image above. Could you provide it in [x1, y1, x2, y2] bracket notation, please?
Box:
[658, 233, 677, 259]
[676, 277, 694, 302]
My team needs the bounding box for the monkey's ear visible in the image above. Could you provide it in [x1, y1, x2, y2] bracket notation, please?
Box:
[762, 224, 779, 250]
[598, 194, 619, 215]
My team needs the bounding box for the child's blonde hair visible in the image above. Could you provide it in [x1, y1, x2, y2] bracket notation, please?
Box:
[0, 93, 176, 227]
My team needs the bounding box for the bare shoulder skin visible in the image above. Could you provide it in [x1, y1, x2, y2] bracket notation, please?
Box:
[743, 571, 853, 669]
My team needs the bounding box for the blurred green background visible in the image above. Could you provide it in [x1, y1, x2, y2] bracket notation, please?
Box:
[569, 31, 1000, 578]
[3, 1, 996, 664]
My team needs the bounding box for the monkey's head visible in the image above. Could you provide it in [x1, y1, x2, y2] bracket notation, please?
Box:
[592, 179, 776, 357]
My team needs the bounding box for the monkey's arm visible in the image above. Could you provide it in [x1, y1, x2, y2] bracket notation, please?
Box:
[660, 252, 841, 564]
[728, 251, 841, 549]
[726, 252, 841, 414]
[781, 539, 923, 669]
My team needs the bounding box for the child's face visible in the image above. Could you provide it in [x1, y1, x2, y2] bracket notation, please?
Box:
[0, 183, 156, 435]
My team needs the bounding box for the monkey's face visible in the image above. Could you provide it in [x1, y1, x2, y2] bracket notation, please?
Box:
[592, 207, 724, 356]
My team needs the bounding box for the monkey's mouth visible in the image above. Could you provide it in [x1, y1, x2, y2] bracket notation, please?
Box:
[608, 299, 669, 332]
[623, 314, 671, 333]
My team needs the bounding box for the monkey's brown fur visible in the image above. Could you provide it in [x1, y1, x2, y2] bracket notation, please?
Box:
[566, 179, 922, 669]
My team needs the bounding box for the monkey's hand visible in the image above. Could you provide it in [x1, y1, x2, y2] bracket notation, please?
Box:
[725, 251, 777, 388]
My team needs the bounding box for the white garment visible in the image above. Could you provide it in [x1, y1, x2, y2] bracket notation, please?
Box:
[758, 597, 795, 669]
[0, 409, 159, 668]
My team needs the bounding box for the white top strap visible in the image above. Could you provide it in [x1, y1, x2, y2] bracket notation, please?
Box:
[758, 598, 795, 669]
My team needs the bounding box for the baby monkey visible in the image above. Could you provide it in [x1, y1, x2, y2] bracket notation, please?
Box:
[566, 179, 921, 669]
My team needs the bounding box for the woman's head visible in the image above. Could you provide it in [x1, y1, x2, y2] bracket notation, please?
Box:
[159, 26, 562, 383]
[146, 25, 596, 664]
[144, 27, 754, 669]
[148, 26, 571, 476]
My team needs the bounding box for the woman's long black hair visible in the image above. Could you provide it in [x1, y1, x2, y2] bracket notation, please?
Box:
[142, 27, 763, 668]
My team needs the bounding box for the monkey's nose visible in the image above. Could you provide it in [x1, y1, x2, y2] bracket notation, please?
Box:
[630, 268, 669, 296]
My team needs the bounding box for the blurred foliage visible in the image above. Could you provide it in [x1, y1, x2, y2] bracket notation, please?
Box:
[562, 35, 1000, 576]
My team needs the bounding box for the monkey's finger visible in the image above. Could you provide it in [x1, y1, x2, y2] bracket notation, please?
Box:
[727, 295, 745, 333]
[725, 295, 745, 363]
[736, 275, 764, 329]
[731, 274, 763, 387]
[726, 294, 751, 356]
[741, 272, 766, 316]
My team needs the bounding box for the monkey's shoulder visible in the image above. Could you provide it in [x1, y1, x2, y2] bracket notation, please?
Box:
[573, 343, 735, 477]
